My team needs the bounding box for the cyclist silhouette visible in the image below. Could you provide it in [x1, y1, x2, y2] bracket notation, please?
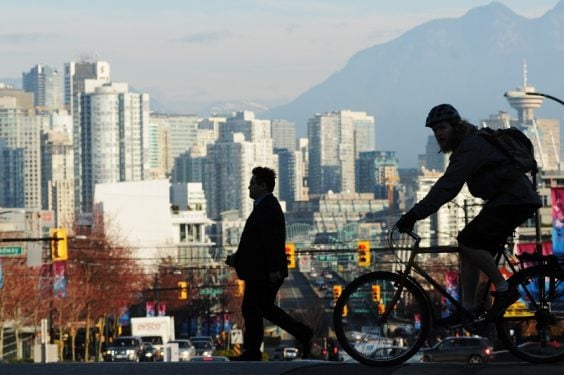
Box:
[395, 104, 542, 321]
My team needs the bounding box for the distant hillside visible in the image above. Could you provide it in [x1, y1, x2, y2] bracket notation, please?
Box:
[265, 1, 564, 166]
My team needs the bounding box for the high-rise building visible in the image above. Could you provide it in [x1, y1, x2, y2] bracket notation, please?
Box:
[351, 111, 376, 156]
[205, 111, 276, 219]
[0, 92, 42, 209]
[356, 151, 399, 201]
[64, 60, 110, 112]
[22, 64, 62, 110]
[271, 119, 296, 151]
[150, 113, 201, 161]
[307, 110, 356, 196]
[171, 146, 206, 184]
[77, 82, 149, 212]
[41, 130, 74, 227]
[0, 139, 24, 208]
[423, 135, 448, 172]
[295, 138, 309, 201]
[65, 60, 111, 214]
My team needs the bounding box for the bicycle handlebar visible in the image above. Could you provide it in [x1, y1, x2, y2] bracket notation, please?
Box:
[389, 226, 421, 247]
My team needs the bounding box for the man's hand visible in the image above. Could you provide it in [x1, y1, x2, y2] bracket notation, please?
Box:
[225, 255, 234, 267]
[269, 271, 282, 283]
[395, 211, 417, 233]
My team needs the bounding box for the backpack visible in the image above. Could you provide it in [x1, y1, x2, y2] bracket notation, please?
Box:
[477, 127, 538, 178]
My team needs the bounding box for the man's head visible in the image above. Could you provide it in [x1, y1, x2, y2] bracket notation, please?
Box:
[249, 166, 276, 200]
[425, 104, 467, 153]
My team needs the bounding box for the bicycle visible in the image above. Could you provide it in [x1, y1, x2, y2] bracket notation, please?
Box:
[333, 228, 564, 366]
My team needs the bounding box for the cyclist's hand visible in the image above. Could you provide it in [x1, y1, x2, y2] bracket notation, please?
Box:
[395, 211, 417, 233]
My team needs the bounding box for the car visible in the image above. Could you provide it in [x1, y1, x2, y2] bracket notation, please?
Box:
[104, 336, 144, 362]
[190, 336, 214, 345]
[309, 337, 340, 361]
[168, 339, 196, 361]
[369, 346, 423, 363]
[140, 342, 162, 362]
[191, 339, 215, 356]
[272, 345, 299, 361]
[189, 355, 230, 362]
[420, 336, 494, 364]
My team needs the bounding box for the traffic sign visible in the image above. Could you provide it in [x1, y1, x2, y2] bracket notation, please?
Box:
[200, 288, 222, 296]
[0, 246, 23, 256]
[231, 329, 243, 344]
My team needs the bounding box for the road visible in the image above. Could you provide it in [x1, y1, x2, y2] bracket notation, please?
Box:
[0, 360, 562, 375]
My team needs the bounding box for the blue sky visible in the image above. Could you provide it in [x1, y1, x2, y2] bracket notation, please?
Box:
[0, 0, 560, 113]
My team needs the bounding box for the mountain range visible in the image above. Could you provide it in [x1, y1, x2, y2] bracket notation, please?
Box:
[265, 1, 564, 167]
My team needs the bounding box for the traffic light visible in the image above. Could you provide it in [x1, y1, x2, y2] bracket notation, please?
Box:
[333, 284, 342, 304]
[50, 228, 68, 261]
[371, 285, 381, 302]
[333, 285, 347, 317]
[178, 281, 188, 300]
[357, 240, 371, 267]
[235, 280, 245, 297]
[285, 243, 296, 269]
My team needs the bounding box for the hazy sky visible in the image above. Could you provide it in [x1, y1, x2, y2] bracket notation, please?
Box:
[1, 0, 560, 113]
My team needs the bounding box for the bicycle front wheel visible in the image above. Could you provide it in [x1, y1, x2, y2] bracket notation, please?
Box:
[333, 271, 431, 366]
[496, 266, 564, 363]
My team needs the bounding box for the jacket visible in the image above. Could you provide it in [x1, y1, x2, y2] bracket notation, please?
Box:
[410, 127, 542, 221]
[233, 193, 289, 281]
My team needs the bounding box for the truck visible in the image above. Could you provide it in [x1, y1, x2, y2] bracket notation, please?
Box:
[130, 316, 175, 361]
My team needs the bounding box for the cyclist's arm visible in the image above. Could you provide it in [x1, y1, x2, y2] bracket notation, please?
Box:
[410, 136, 487, 220]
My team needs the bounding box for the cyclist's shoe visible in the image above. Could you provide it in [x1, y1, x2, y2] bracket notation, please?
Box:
[485, 287, 520, 321]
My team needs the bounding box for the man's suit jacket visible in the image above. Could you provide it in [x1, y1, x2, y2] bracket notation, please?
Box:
[233, 194, 288, 281]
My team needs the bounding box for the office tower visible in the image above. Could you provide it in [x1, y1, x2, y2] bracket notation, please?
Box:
[423, 135, 448, 172]
[150, 113, 201, 161]
[275, 148, 295, 203]
[0, 139, 24, 207]
[22, 64, 62, 110]
[356, 151, 399, 201]
[65, 60, 111, 214]
[307, 110, 356, 195]
[171, 146, 206, 184]
[41, 130, 74, 227]
[77, 82, 149, 212]
[205, 111, 276, 219]
[294, 138, 309, 201]
[351, 111, 376, 156]
[64, 60, 110, 112]
[271, 119, 296, 151]
[0, 91, 42, 209]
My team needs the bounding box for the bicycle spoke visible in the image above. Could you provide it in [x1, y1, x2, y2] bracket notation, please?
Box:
[496, 267, 564, 363]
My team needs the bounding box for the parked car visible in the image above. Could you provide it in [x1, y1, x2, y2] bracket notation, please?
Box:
[272, 345, 299, 361]
[420, 336, 494, 364]
[168, 339, 196, 361]
[104, 336, 144, 362]
[191, 339, 215, 356]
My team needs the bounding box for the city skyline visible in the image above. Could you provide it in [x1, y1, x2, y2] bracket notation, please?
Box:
[1, 1, 559, 115]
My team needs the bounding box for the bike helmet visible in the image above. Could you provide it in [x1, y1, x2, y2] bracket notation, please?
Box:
[425, 104, 461, 127]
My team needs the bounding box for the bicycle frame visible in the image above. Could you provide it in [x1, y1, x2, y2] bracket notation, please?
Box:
[384, 231, 519, 323]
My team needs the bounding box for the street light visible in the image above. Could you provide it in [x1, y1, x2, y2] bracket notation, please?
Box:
[504, 90, 564, 106]
[504, 90, 564, 257]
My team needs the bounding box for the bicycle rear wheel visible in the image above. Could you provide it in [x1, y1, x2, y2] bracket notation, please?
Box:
[496, 266, 564, 363]
[333, 271, 431, 366]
